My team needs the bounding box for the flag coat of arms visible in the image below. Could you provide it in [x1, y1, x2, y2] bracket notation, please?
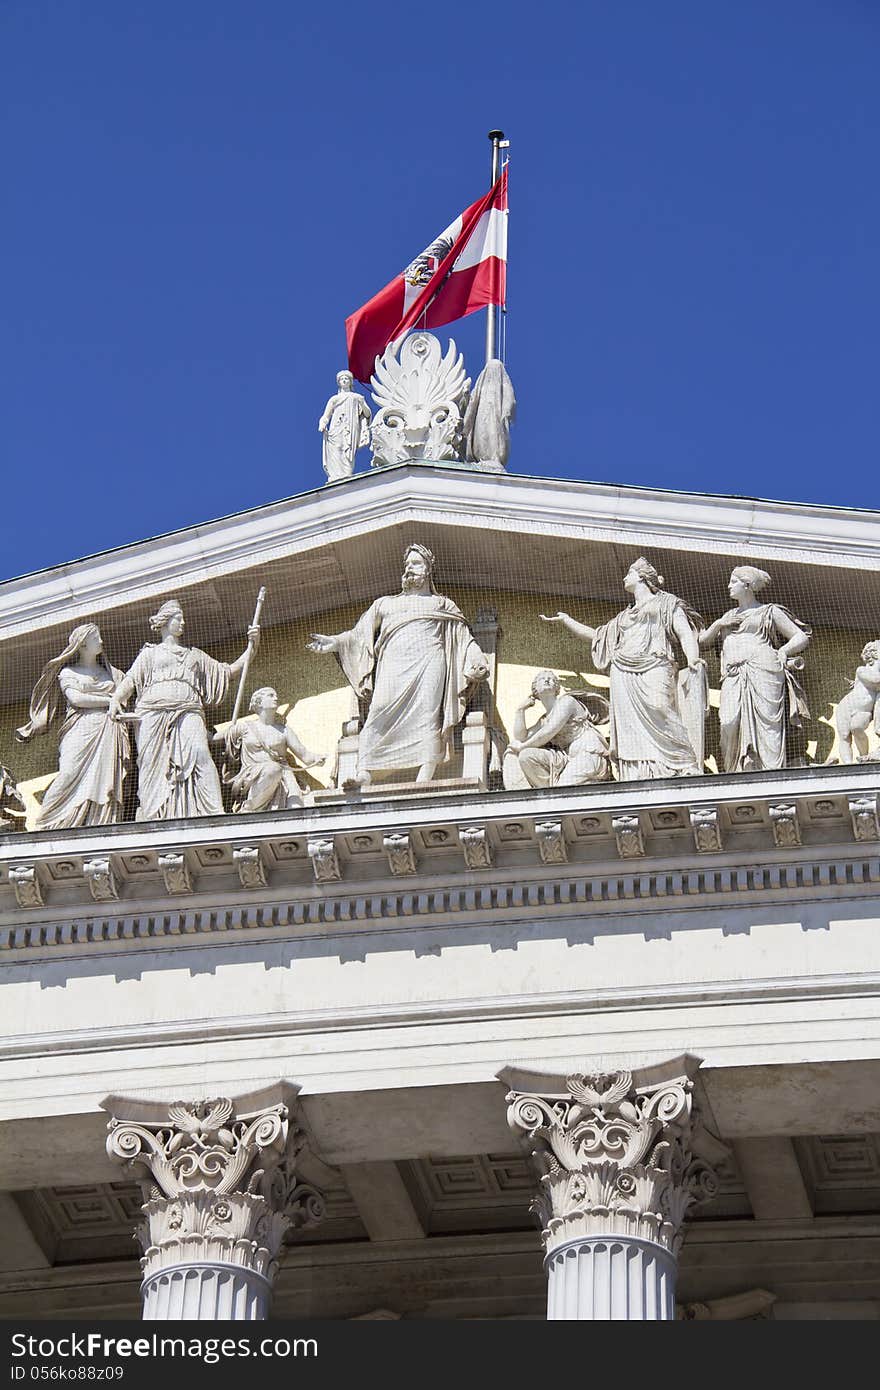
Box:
[346, 168, 508, 383]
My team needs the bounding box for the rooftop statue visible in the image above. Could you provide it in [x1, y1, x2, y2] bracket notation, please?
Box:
[217, 686, 325, 812]
[833, 640, 880, 764]
[503, 671, 611, 789]
[108, 598, 260, 820]
[16, 622, 130, 829]
[318, 370, 372, 482]
[698, 566, 811, 772]
[541, 558, 706, 780]
[307, 542, 489, 787]
[462, 358, 516, 470]
[370, 333, 470, 467]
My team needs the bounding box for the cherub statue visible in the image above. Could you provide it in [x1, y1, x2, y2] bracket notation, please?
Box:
[834, 640, 880, 763]
[318, 370, 372, 481]
[215, 687, 325, 812]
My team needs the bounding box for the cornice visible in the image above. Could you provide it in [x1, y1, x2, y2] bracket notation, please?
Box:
[3, 466, 880, 638]
[1, 768, 879, 956]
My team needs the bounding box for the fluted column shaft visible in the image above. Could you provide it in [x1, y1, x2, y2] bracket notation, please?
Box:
[546, 1236, 676, 1320]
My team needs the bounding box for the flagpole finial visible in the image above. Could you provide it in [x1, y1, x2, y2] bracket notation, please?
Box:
[488, 129, 505, 143]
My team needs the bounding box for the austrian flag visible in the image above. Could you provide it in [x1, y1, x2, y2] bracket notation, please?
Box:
[345, 168, 508, 383]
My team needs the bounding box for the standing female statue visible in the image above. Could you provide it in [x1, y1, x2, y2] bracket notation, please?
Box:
[16, 623, 130, 829]
[541, 557, 705, 781]
[108, 599, 260, 821]
[318, 370, 372, 481]
[698, 566, 810, 772]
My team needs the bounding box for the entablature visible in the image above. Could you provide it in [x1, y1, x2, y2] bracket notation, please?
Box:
[2, 764, 879, 956]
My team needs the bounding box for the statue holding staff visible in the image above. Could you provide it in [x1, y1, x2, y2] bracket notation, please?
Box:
[541, 557, 705, 781]
[307, 542, 488, 786]
[108, 597, 260, 821]
[16, 622, 130, 829]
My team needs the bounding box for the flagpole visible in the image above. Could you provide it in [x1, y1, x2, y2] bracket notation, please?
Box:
[485, 129, 504, 366]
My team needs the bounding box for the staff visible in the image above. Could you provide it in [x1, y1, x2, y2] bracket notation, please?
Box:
[229, 586, 267, 726]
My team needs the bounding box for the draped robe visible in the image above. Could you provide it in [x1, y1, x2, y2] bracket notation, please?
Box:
[322, 391, 370, 481]
[591, 591, 702, 781]
[34, 667, 129, 829]
[334, 593, 486, 773]
[125, 644, 231, 820]
[718, 603, 810, 772]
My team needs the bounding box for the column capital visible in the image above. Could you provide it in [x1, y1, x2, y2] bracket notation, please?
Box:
[103, 1086, 324, 1318]
[502, 1055, 725, 1259]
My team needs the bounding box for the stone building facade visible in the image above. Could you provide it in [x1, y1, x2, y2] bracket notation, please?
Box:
[1, 462, 879, 1321]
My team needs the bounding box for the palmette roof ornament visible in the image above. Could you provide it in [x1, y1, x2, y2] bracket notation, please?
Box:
[370, 332, 471, 466]
[505, 1064, 725, 1256]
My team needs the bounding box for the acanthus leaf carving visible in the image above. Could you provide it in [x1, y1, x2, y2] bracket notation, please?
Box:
[535, 821, 567, 865]
[84, 856, 119, 903]
[769, 803, 801, 849]
[690, 806, 722, 854]
[105, 1098, 325, 1285]
[506, 1065, 724, 1257]
[612, 814, 645, 859]
[383, 832, 417, 877]
[308, 837, 341, 883]
[458, 825, 493, 870]
[158, 852, 193, 895]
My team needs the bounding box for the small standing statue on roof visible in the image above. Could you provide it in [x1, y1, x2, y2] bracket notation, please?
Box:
[462, 358, 516, 470]
[318, 370, 372, 482]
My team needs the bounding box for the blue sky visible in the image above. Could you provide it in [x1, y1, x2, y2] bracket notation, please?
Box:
[3, 2, 879, 578]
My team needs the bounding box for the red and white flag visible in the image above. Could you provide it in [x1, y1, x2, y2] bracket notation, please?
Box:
[345, 168, 508, 383]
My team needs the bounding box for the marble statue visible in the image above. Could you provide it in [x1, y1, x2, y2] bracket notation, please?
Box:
[217, 686, 325, 811]
[307, 542, 489, 786]
[834, 640, 880, 764]
[0, 764, 26, 830]
[16, 622, 130, 829]
[503, 670, 611, 789]
[370, 333, 470, 466]
[318, 371, 372, 482]
[698, 566, 811, 772]
[108, 598, 260, 820]
[541, 558, 705, 781]
[462, 358, 516, 469]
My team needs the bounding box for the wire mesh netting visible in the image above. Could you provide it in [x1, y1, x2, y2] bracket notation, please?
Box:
[1, 481, 879, 832]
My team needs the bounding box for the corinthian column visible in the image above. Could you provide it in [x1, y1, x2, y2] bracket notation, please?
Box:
[103, 1086, 324, 1320]
[503, 1055, 725, 1321]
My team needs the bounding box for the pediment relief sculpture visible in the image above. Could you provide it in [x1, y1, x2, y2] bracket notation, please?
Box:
[8, 540, 880, 834]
